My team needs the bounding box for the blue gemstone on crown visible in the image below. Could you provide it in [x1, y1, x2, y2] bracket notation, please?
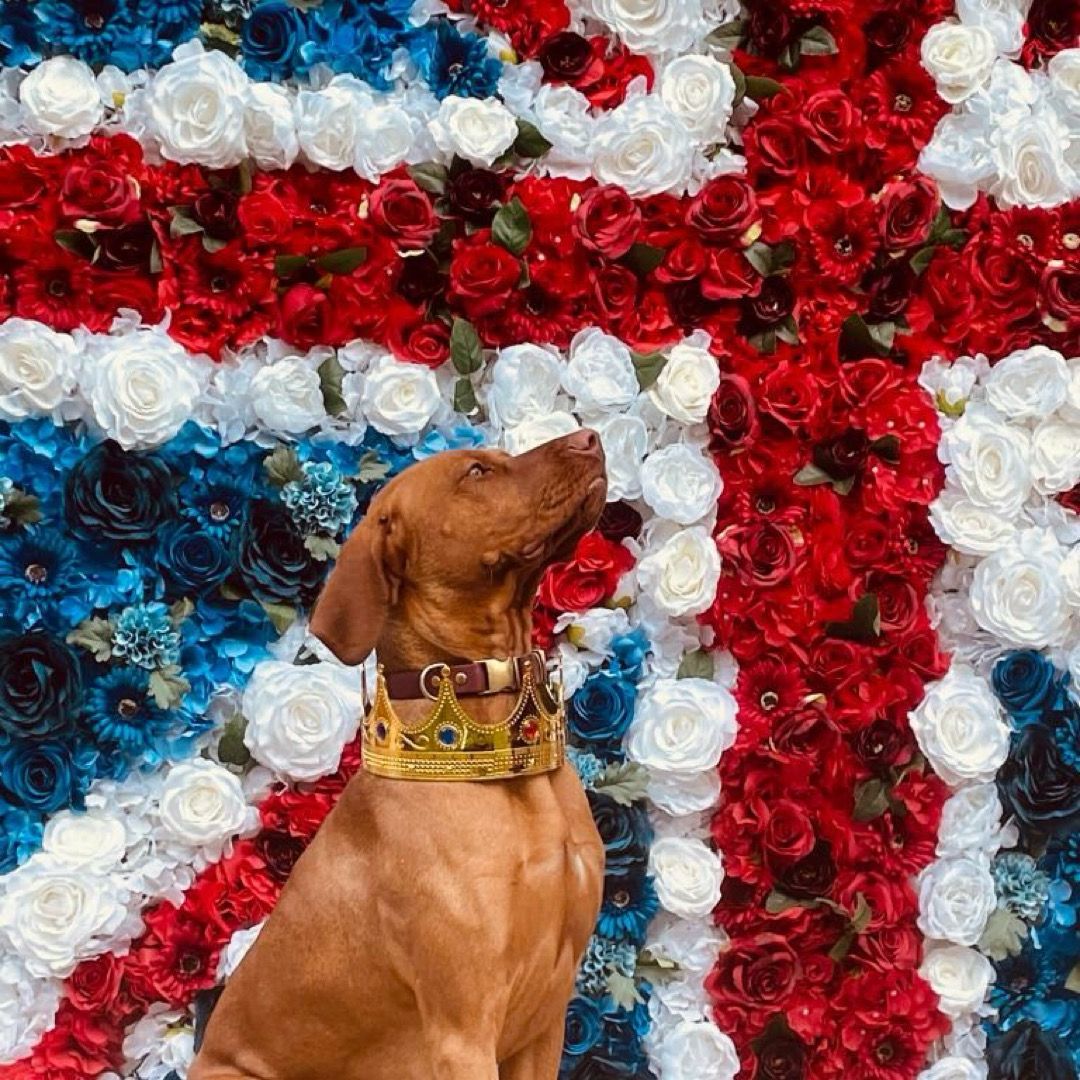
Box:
[437, 726, 458, 747]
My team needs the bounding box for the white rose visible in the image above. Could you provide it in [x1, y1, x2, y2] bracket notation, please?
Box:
[556, 607, 631, 655]
[296, 77, 369, 172]
[157, 760, 252, 849]
[428, 95, 517, 168]
[354, 102, 420, 181]
[41, 810, 126, 873]
[918, 112, 998, 210]
[659, 55, 736, 144]
[627, 678, 737, 778]
[648, 968, 713, 1026]
[217, 920, 265, 981]
[243, 661, 361, 782]
[19, 57, 102, 139]
[983, 345, 1069, 419]
[0, 319, 79, 420]
[969, 528, 1070, 647]
[244, 82, 299, 171]
[956, 0, 1027, 54]
[1048, 49, 1080, 114]
[82, 331, 203, 449]
[991, 113, 1075, 209]
[929, 490, 1016, 556]
[360, 355, 442, 435]
[249, 360, 326, 434]
[1032, 417, 1080, 493]
[646, 912, 728, 974]
[637, 526, 721, 617]
[919, 1057, 988, 1080]
[0, 855, 130, 977]
[586, 0, 708, 55]
[562, 328, 639, 414]
[593, 95, 695, 197]
[648, 341, 720, 424]
[503, 412, 580, 456]
[921, 23, 996, 103]
[649, 1020, 740, 1080]
[937, 784, 1012, 859]
[920, 354, 990, 416]
[917, 856, 996, 945]
[641, 444, 722, 524]
[919, 944, 994, 1018]
[121, 1004, 195, 1078]
[942, 404, 1031, 517]
[909, 667, 1011, 787]
[0, 955, 62, 1063]
[530, 85, 594, 180]
[594, 414, 649, 501]
[487, 344, 563, 427]
[648, 837, 723, 918]
[148, 50, 248, 168]
[646, 769, 721, 816]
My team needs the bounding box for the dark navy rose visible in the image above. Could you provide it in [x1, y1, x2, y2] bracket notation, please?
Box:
[0, 740, 81, 813]
[64, 441, 175, 543]
[562, 995, 603, 1059]
[589, 793, 651, 878]
[0, 630, 82, 739]
[998, 725, 1080, 839]
[568, 672, 636, 747]
[988, 1020, 1078, 1080]
[992, 651, 1064, 721]
[240, 0, 307, 81]
[237, 501, 326, 607]
[157, 520, 234, 596]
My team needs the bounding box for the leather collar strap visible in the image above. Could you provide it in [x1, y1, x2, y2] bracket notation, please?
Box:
[384, 650, 547, 701]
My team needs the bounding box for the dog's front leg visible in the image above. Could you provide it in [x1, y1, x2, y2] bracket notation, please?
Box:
[497, 1018, 565, 1080]
[424, 1031, 499, 1080]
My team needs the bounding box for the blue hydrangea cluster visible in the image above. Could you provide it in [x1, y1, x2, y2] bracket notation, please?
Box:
[985, 651, 1080, 1076]
[1, 0, 502, 99]
[0, 416, 413, 873]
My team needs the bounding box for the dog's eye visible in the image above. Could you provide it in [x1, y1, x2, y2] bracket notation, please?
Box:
[466, 463, 487, 479]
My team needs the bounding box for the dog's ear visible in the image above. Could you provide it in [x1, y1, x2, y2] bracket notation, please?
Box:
[308, 514, 399, 666]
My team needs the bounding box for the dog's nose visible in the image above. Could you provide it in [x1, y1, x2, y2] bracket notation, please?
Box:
[565, 429, 600, 455]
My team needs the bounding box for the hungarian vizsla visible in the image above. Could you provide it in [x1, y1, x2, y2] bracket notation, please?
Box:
[190, 429, 608, 1080]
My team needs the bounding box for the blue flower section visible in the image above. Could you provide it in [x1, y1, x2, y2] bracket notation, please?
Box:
[985, 652, 1080, 1078]
[0, 416, 419, 865]
[1, 0, 503, 98]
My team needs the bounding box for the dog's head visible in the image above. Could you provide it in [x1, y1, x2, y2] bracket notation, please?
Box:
[309, 430, 607, 666]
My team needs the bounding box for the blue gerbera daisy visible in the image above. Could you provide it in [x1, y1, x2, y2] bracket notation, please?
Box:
[32, 0, 149, 69]
[411, 20, 503, 101]
[0, 527, 92, 629]
[83, 666, 177, 759]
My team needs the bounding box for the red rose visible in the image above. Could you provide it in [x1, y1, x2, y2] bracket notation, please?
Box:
[763, 800, 817, 865]
[653, 237, 707, 283]
[802, 89, 861, 155]
[573, 185, 641, 258]
[701, 247, 762, 300]
[388, 317, 450, 368]
[592, 265, 639, 324]
[60, 160, 141, 227]
[745, 116, 806, 180]
[878, 176, 939, 250]
[967, 240, 1038, 311]
[707, 933, 801, 1009]
[67, 952, 124, 1013]
[448, 234, 521, 317]
[708, 373, 759, 450]
[760, 363, 820, 430]
[686, 176, 759, 243]
[277, 283, 338, 347]
[369, 178, 438, 249]
[1042, 263, 1080, 326]
[537, 531, 635, 612]
[238, 190, 294, 245]
[718, 522, 798, 587]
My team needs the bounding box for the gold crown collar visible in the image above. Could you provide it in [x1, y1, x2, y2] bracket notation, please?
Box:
[361, 656, 565, 782]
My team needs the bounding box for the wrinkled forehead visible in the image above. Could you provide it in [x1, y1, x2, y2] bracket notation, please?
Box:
[374, 446, 508, 512]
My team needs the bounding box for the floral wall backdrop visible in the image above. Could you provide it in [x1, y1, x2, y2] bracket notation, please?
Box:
[0, 2, 1077, 1080]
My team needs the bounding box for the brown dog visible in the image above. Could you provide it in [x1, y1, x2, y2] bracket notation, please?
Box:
[189, 429, 608, 1080]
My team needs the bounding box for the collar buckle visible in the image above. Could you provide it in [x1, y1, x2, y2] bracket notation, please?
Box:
[481, 656, 518, 695]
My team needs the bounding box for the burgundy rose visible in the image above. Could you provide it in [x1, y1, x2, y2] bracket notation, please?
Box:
[746, 6, 794, 54]
[778, 840, 837, 901]
[447, 168, 506, 226]
[708, 372, 760, 450]
[597, 501, 643, 543]
[864, 11, 911, 64]
[812, 428, 870, 481]
[538, 31, 593, 81]
[867, 262, 915, 321]
[369, 178, 438, 249]
[879, 176, 939, 250]
[853, 717, 910, 773]
[1042, 263, 1080, 325]
[192, 190, 240, 241]
[686, 176, 759, 242]
[746, 276, 795, 327]
[573, 185, 642, 259]
[95, 222, 156, 271]
[395, 252, 445, 304]
[1024, 0, 1080, 63]
[256, 830, 306, 882]
[755, 1023, 808, 1080]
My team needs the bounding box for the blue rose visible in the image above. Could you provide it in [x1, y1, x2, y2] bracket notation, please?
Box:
[237, 500, 327, 608]
[0, 629, 82, 740]
[568, 673, 636, 749]
[0, 799, 42, 872]
[993, 651, 1067, 723]
[0, 1, 41, 67]
[0, 739, 88, 814]
[241, 0, 309, 81]
[157, 520, 234, 596]
[590, 793, 651, 878]
[999, 725, 1080, 840]
[64, 441, 176, 544]
[988, 1020, 1078, 1080]
[608, 629, 649, 681]
[562, 996, 603, 1060]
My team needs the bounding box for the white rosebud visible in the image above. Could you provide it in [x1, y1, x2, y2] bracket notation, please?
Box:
[929, 490, 1016, 557]
[919, 944, 994, 1018]
[584, 0, 708, 56]
[648, 341, 720, 424]
[593, 95, 695, 197]
[648, 1019, 740, 1080]
[562, 328, 639, 415]
[991, 113, 1075, 209]
[1048, 48, 1080, 114]
[249, 359, 326, 434]
[919, 1058, 988, 1080]
[594, 414, 649, 501]
[245, 82, 299, 171]
[983, 345, 1069, 420]
[503, 412, 580, 456]
[41, 810, 127, 874]
[487, 344, 564, 428]
[296, 76, 370, 172]
[659, 55, 736, 144]
[156, 760, 253, 851]
[936, 783, 1013, 860]
[941, 404, 1031, 517]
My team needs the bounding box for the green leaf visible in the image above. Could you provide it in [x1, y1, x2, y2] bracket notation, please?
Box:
[778, 40, 801, 72]
[776, 315, 800, 345]
[275, 253, 309, 277]
[407, 162, 449, 196]
[927, 206, 952, 244]
[201, 234, 228, 254]
[217, 714, 251, 768]
[149, 666, 191, 710]
[513, 119, 553, 159]
[3, 488, 42, 527]
[66, 617, 115, 663]
[841, 314, 893, 358]
[730, 62, 747, 107]
[260, 601, 297, 635]
[978, 908, 1030, 961]
[676, 649, 715, 680]
[168, 598, 195, 627]
[592, 762, 649, 806]
[316, 246, 368, 275]
[632, 350, 668, 391]
[870, 434, 901, 465]
[800, 25, 838, 55]
[200, 20, 241, 49]
[825, 594, 881, 643]
[263, 446, 304, 487]
[318, 354, 347, 418]
[793, 463, 832, 487]
[853, 779, 890, 822]
[149, 241, 163, 275]
[453, 377, 479, 416]
[219, 580, 246, 602]
[828, 928, 856, 963]
[53, 229, 95, 260]
[745, 242, 774, 277]
[745, 75, 785, 101]
[304, 534, 341, 562]
[169, 210, 204, 239]
[355, 451, 391, 485]
[605, 972, 641, 1011]
[850, 892, 872, 934]
[748, 327, 777, 355]
[623, 242, 666, 275]
[705, 18, 744, 51]
[1066, 960, 1080, 995]
[449, 317, 483, 375]
[491, 197, 532, 256]
[765, 891, 806, 915]
[909, 246, 936, 275]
